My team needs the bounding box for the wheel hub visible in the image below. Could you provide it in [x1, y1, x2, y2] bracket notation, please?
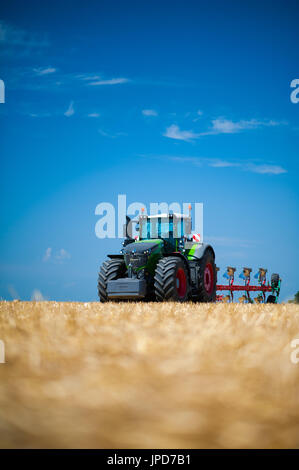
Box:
[204, 263, 214, 294]
[176, 268, 187, 298]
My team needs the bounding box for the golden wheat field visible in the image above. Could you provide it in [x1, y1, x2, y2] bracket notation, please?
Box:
[0, 300, 298, 449]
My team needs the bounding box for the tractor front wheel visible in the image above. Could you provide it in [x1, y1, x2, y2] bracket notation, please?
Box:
[98, 259, 126, 302]
[154, 256, 189, 301]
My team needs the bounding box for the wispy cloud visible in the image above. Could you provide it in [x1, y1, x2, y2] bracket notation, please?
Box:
[76, 74, 130, 86]
[64, 101, 75, 117]
[0, 21, 50, 55]
[167, 156, 202, 166]
[28, 112, 52, 118]
[87, 77, 129, 86]
[87, 113, 100, 118]
[142, 109, 158, 117]
[210, 158, 286, 174]
[163, 124, 200, 142]
[77, 74, 101, 81]
[31, 289, 45, 301]
[98, 129, 110, 137]
[246, 163, 287, 175]
[206, 118, 283, 135]
[4, 68, 129, 93]
[192, 109, 203, 122]
[55, 249, 71, 261]
[164, 118, 286, 142]
[33, 66, 56, 76]
[43, 247, 71, 263]
[7, 284, 19, 300]
[208, 159, 240, 168]
[147, 154, 287, 175]
[98, 129, 127, 138]
[43, 247, 52, 262]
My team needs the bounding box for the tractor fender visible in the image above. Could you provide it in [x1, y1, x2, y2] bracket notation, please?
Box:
[188, 243, 215, 261]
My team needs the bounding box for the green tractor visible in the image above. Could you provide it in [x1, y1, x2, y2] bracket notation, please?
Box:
[98, 212, 216, 302]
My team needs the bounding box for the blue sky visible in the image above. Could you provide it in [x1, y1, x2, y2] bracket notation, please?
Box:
[0, 0, 298, 301]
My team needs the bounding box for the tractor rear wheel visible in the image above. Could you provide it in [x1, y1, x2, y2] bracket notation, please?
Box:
[98, 259, 126, 302]
[196, 249, 217, 302]
[154, 256, 189, 301]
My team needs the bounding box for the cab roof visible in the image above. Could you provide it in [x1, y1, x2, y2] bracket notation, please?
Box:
[141, 213, 190, 219]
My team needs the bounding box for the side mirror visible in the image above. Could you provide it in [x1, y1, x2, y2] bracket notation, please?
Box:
[123, 216, 133, 239]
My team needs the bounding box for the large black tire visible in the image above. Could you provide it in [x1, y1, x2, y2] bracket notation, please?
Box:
[98, 259, 126, 302]
[154, 256, 189, 301]
[196, 249, 217, 302]
[267, 294, 276, 303]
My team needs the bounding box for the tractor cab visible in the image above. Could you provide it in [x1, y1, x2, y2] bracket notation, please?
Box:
[138, 213, 191, 251]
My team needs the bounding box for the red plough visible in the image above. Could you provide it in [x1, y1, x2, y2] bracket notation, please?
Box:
[216, 267, 281, 303]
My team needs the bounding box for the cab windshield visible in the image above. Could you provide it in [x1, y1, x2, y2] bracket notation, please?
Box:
[140, 217, 185, 240]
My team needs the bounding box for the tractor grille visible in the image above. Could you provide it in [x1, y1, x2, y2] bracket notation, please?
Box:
[124, 253, 148, 270]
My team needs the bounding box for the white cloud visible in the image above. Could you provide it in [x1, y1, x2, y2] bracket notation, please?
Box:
[31, 289, 45, 301]
[169, 156, 202, 166]
[55, 248, 71, 261]
[168, 155, 238, 168]
[163, 124, 200, 142]
[98, 129, 127, 138]
[64, 101, 75, 117]
[7, 284, 19, 300]
[142, 109, 158, 116]
[246, 164, 287, 175]
[98, 129, 110, 137]
[208, 159, 240, 168]
[88, 77, 129, 86]
[87, 113, 100, 118]
[0, 21, 50, 53]
[208, 158, 286, 174]
[43, 247, 71, 263]
[33, 66, 56, 75]
[210, 118, 257, 134]
[164, 118, 286, 142]
[43, 247, 52, 262]
[77, 75, 101, 81]
[29, 112, 51, 118]
[208, 118, 283, 135]
[164, 155, 287, 175]
[192, 110, 204, 122]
